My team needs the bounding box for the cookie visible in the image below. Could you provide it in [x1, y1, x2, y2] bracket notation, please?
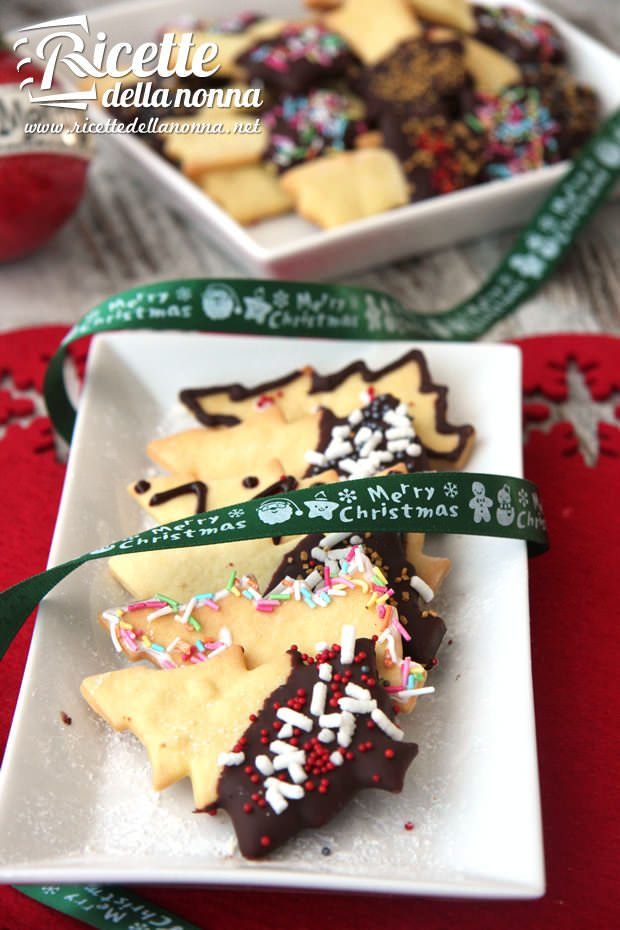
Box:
[263, 89, 368, 172]
[472, 85, 561, 179]
[409, 0, 475, 33]
[161, 108, 269, 178]
[179, 350, 476, 470]
[109, 469, 338, 603]
[324, 0, 421, 66]
[236, 22, 354, 94]
[212, 636, 418, 858]
[281, 148, 409, 228]
[472, 4, 565, 66]
[81, 644, 295, 808]
[173, 17, 287, 79]
[81, 636, 420, 858]
[100, 552, 431, 694]
[358, 34, 467, 120]
[199, 164, 294, 224]
[381, 112, 486, 199]
[463, 36, 521, 95]
[530, 70, 599, 159]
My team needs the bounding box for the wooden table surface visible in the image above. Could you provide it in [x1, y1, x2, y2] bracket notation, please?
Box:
[1, 0, 619, 344]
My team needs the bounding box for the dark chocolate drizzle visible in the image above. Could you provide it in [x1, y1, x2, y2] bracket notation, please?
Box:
[242, 475, 260, 489]
[149, 481, 208, 515]
[212, 638, 417, 859]
[179, 350, 474, 464]
[267, 530, 445, 667]
[133, 480, 151, 494]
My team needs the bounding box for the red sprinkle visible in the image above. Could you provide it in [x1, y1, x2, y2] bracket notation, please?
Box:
[260, 835, 271, 848]
[404, 821, 414, 831]
[243, 803, 253, 814]
[384, 748, 395, 759]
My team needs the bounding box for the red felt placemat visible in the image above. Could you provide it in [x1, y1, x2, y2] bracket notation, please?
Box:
[0, 328, 618, 929]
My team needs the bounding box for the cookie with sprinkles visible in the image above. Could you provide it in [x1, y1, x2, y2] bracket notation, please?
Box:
[211, 636, 419, 858]
[472, 85, 562, 179]
[305, 392, 429, 478]
[236, 22, 355, 94]
[266, 528, 448, 666]
[381, 112, 486, 200]
[522, 69, 599, 160]
[263, 89, 368, 172]
[472, 4, 565, 66]
[358, 33, 468, 121]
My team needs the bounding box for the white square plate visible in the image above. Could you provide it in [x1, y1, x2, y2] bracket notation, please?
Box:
[39, 0, 620, 277]
[0, 333, 544, 897]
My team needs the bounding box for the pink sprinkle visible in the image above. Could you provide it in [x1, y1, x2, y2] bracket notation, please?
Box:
[391, 615, 411, 642]
[324, 567, 331, 588]
[346, 546, 358, 562]
[128, 600, 166, 611]
[205, 640, 223, 650]
[190, 656, 201, 664]
[256, 601, 276, 612]
[372, 584, 387, 593]
[332, 576, 355, 588]
[401, 657, 411, 687]
[160, 658, 176, 670]
[384, 685, 403, 693]
[198, 598, 219, 611]
[377, 604, 386, 619]
[120, 630, 138, 652]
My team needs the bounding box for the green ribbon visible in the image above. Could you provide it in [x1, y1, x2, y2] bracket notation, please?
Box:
[0, 471, 546, 661]
[16, 884, 201, 930]
[44, 108, 620, 445]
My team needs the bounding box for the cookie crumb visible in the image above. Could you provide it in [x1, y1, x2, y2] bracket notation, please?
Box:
[60, 711, 72, 726]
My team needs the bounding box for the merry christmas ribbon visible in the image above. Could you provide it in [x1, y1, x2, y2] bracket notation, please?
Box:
[43, 106, 620, 445]
[0, 471, 546, 661]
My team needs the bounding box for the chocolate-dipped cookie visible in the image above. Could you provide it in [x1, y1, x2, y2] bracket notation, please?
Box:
[263, 89, 368, 171]
[473, 4, 565, 66]
[211, 637, 418, 858]
[381, 112, 486, 200]
[236, 22, 355, 94]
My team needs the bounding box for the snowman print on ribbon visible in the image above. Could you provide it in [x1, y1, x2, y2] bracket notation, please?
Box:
[304, 490, 340, 520]
[256, 498, 302, 526]
[468, 481, 493, 524]
[495, 483, 515, 527]
[201, 283, 243, 321]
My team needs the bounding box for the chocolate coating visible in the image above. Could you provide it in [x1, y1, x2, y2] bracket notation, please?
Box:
[212, 638, 417, 858]
[473, 4, 565, 66]
[149, 480, 208, 515]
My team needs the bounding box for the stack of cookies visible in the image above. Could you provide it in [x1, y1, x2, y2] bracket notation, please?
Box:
[104, 1, 599, 229]
[81, 348, 476, 857]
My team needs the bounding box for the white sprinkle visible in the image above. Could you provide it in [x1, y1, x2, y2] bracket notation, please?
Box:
[320, 532, 351, 549]
[329, 750, 344, 767]
[387, 438, 410, 453]
[213, 588, 230, 601]
[396, 686, 435, 699]
[371, 708, 404, 741]
[277, 707, 313, 732]
[219, 626, 232, 645]
[255, 755, 274, 776]
[337, 729, 354, 748]
[265, 777, 305, 800]
[318, 728, 335, 743]
[319, 713, 342, 728]
[410, 575, 434, 603]
[395, 402, 408, 416]
[179, 597, 196, 625]
[345, 682, 372, 701]
[331, 425, 351, 440]
[278, 723, 294, 739]
[406, 442, 423, 457]
[318, 662, 333, 682]
[353, 425, 372, 447]
[305, 449, 327, 466]
[348, 408, 363, 425]
[340, 624, 356, 665]
[288, 762, 307, 785]
[103, 613, 123, 653]
[360, 430, 383, 457]
[338, 697, 377, 714]
[274, 750, 306, 770]
[305, 569, 323, 590]
[217, 751, 244, 767]
[350, 534, 363, 544]
[147, 605, 173, 622]
[269, 739, 297, 755]
[324, 439, 354, 460]
[265, 786, 288, 814]
[166, 636, 181, 654]
[315, 641, 328, 653]
[385, 426, 414, 440]
[293, 579, 301, 601]
[207, 643, 228, 660]
[339, 711, 356, 734]
[310, 546, 327, 563]
[310, 681, 328, 717]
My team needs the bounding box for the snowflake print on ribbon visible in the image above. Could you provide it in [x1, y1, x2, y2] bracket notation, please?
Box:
[273, 289, 290, 309]
[127, 922, 151, 930]
[518, 488, 529, 508]
[338, 487, 357, 503]
[443, 481, 458, 499]
[40, 886, 61, 895]
[228, 507, 245, 519]
[175, 286, 192, 301]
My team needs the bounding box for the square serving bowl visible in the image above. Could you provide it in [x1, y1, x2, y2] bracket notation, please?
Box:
[0, 334, 544, 897]
[40, 0, 620, 277]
